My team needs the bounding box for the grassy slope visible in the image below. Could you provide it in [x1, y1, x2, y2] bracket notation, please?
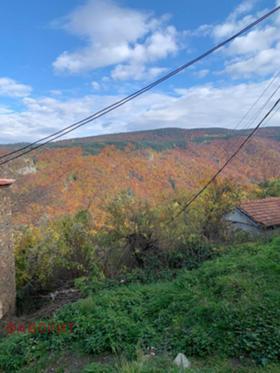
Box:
[0, 237, 280, 372]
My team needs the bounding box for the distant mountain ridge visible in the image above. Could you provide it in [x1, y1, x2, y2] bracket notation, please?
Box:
[45, 126, 280, 154]
[2, 127, 280, 155]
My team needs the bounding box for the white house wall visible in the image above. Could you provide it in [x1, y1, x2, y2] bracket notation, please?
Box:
[225, 209, 261, 235]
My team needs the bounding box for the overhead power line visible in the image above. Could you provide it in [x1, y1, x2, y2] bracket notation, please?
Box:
[0, 5, 279, 167]
[232, 71, 280, 132]
[236, 73, 280, 133]
[170, 95, 280, 222]
[210, 72, 280, 161]
[232, 79, 280, 160]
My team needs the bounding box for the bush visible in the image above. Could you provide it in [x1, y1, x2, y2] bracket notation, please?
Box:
[15, 179, 239, 304]
[1, 237, 279, 371]
[15, 210, 101, 305]
[96, 191, 163, 275]
[95, 187, 229, 277]
[257, 178, 280, 198]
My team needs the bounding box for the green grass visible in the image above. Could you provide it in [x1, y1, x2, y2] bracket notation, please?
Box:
[0, 237, 280, 372]
[83, 355, 280, 373]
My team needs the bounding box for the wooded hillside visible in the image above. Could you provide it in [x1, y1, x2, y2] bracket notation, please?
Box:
[6, 127, 280, 226]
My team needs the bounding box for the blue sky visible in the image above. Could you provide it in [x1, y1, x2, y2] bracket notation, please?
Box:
[0, 0, 279, 143]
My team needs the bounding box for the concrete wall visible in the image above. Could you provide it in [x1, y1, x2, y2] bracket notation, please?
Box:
[225, 208, 261, 235]
[0, 187, 16, 319]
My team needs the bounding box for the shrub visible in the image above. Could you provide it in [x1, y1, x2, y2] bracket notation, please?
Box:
[1, 237, 279, 371]
[96, 191, 163, 275]
[257, 178, 280, 198]
[15, 210, 101, 303]
[96, 189, 225, 277]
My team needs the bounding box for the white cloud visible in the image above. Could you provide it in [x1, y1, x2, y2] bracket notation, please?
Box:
[227, 26, 279, 55]
[194, 69, 209, 78]
[1, 79, 279, 143]
[231, 0, 257, 18]
[211, 0, 257, 40]
[53, 0, 180, 78]
[225, 45, 280, 77]
[0, 107, 13, 115]
[111, 64, 167, 81]
[58, 0, 154, 44]
[49, 89, 63, 96]
[91, 81, 100, 90]
[0, 77, 32, 97]
[209, 0, 280, 78]
[212, 14, 256, 40]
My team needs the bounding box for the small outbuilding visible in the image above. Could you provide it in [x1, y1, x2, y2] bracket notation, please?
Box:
[225, 197, 280, 235]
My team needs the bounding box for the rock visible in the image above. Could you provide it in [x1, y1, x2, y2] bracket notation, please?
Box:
[173, 353, 191, 369]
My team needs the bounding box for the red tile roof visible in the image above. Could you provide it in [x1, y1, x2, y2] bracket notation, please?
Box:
[0, 179, 15, 187]
[239, 197, 280, 227]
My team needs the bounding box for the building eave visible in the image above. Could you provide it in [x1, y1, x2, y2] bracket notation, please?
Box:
[0, 179, 16, 187]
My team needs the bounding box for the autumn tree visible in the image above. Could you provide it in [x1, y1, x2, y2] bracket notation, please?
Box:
[196, 178, 241, 241]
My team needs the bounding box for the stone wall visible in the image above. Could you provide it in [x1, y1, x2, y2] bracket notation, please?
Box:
[0, 186, 16, 319]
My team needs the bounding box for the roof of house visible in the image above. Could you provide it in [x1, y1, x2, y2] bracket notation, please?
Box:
[0, 179, 16, 187]
[238, 197, 280, 228]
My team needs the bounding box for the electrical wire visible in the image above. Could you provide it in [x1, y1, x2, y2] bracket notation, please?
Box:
[0, 5, 279, 166]
[210, 72, 280, 162]
[170, 95, 280, 222]
[233, 71, 280, 132]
